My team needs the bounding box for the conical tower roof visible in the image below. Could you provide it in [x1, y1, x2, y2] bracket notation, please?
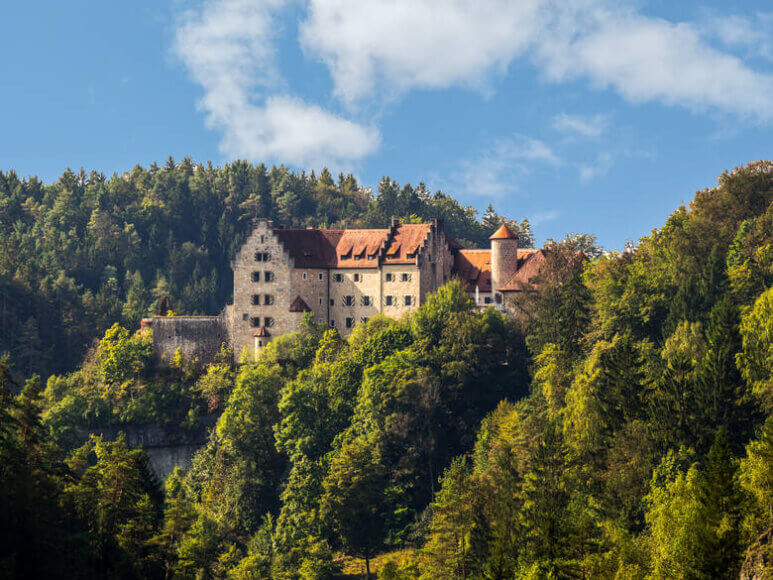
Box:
[489, 224, 518, 240]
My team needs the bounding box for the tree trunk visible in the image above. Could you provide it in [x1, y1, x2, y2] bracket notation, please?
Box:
[365, 551, 371, 580]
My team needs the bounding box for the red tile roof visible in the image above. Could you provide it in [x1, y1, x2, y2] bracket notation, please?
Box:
[499, 250, 545, 291]
[272, 223, 434, 268]
[453, 248, 546, 293]
[489, 224, 518, 240]
[455, 250, 492, 292]
[382, 223, 432, 264]
[289, 296, 312, 312]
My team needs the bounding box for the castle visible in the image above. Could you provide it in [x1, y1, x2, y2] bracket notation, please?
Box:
[141, 218, 548, 363]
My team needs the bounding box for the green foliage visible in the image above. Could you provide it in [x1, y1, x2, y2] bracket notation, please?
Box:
[0, 163, 518, 378]
[737, 287, 773, 409]
[1, 160, 771, 578]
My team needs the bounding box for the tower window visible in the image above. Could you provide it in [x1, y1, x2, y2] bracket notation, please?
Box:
[354, 273, 361, 282]
[344, 295, 354, 306]
[264, 294, 275, 305]
[335, 273, 343, 282]
[362, 296, 371, 306]
[302, 272, 307, 280]
[345, 317, 354, 328]
[385, 273, 393, 282]
[251, 294, 260, 305]
[264, 317, 274, 327]
[330, 298, 335, 306]
[252, 271, 260, 282]
[264, 271, 274, 282]
[330, 319, 336, 328]
[401, 273, 411, 282]
[404, 295, 412, 306]
[254, 252, 270, 262]
[250, 317, 260, 327]
[361, 317, 369, 324]
[318, 273, 324, 280]
[385, 295, 393, 306]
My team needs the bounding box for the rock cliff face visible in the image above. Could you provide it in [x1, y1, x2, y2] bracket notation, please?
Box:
[83, 415, 217, 480]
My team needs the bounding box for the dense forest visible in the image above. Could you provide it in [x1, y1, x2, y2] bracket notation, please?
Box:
[1, 160, 772, 579]
[0, 159, 532, 379]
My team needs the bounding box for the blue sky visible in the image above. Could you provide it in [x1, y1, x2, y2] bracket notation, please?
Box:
[1, 1, 772, 249]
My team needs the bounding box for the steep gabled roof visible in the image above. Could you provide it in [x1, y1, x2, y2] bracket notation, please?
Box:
[289, 296, 313, 312]
[253, 327, 271, 337]
[499, 250, 545, 292]
[455, 250, 492, 292]
[453, 248, 546, 293]
[271, 223, 436, 268]
[382, 223, 433, 264]
[273, 229, 339, 268]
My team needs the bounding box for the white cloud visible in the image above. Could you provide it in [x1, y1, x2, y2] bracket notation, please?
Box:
[300, 0, 773, 121]
[552, 113, 608, 138]
[577, 152, 613, 182]
[457, 136, 561, 197]
[539, 10, 773, 121]
[531, 210, 560, 226]
[299, 0, 544, 105]
[174, 0, 380, 167]
[704, 13, 773, 62]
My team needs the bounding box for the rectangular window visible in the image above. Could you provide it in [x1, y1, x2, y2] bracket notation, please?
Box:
[330, 298, 335, 306]
[345, 317, 354, 329]
[264, 294, 275, 305]
[251, 294, 260, 306]
[319, 298, 323, 305]
[251, 271, 260, 282]
[264, 317, 274, 328]
[250, 317, 260, 327]
[330, 319, 336, 328]
[318, 273, 324, 280]
[361, 317, 369, 324]
[354, 273, 361, 282]
[302, 272, 307, 280]
[401, 273, 411, 282]
[405, 295, 412, 306]
[362, 296, 371, 306]
[484, 296, 492, 304]
[260, 235, 264, 243]
[242, 313, 248, 321]
[385, 295, 393, 306]
[254, 252, 270, 262]
[385, 273, 393, 282]
[264, 271, 274, 282]
[344, 295, 354, 306]
[335, 273, 343, 282]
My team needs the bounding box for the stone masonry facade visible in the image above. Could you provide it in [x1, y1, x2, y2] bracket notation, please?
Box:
[142, 220, 550, 364]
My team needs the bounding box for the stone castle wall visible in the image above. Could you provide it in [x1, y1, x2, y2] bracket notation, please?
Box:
[141, 316, 228, 365]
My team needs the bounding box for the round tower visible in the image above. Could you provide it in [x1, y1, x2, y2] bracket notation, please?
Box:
[489, 224, 519, 299]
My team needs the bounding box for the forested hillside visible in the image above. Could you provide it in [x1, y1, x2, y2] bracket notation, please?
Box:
[0, 159, 531, 378]
[1, 161, 772, 579]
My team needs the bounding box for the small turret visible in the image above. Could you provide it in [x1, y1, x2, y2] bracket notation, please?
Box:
[490, 224, 519, 298]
